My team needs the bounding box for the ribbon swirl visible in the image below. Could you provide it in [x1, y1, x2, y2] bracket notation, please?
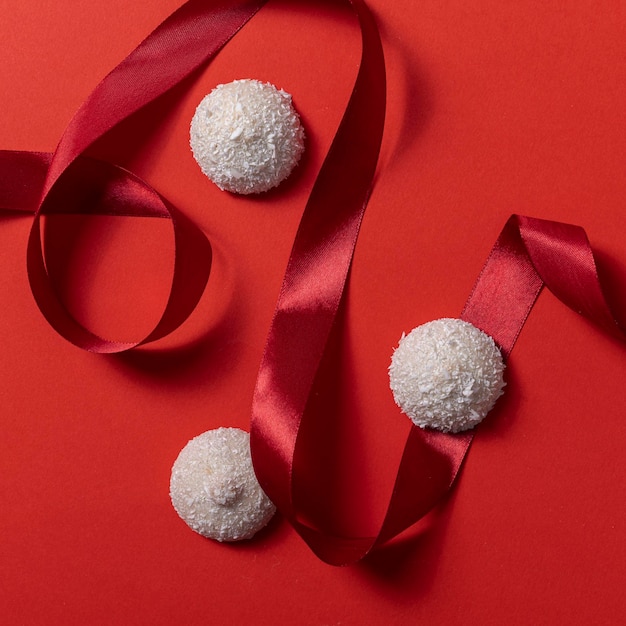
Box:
[1, 1, 624, 567]
[2, 0, 269, 352]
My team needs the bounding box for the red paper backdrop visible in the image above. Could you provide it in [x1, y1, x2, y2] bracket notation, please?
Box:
[1, 1, 625, 624]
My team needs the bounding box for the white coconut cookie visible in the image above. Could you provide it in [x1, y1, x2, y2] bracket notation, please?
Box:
[190, 79, 305, 194]
[389, 318, 506, 433]
[170, 427, 276, 541]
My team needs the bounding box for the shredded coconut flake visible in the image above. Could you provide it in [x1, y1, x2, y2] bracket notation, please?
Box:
[190, 79, 305, 194]
[170, 428, 276, 542]
[389, 318, 506, 433]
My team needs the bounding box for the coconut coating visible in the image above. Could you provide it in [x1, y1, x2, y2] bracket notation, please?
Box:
[389, 318, 505, 433]
[170, 428, 276, 542]
[190, 79, 305, 194]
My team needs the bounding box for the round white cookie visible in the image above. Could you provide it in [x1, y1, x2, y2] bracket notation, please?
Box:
[170, 427, 276, 541]
[190, 79, 305, 194]
[389, 318, 506, 433]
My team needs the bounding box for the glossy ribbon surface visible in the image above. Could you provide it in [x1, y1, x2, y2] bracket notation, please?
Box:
[1, 1, 623, 566]
[254, 208, 624, 565]
[2, 0, 268, 352]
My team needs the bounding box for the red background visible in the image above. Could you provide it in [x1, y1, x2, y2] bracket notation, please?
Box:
[1, 1, 625, 624]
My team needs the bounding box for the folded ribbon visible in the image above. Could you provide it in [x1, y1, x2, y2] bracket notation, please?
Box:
[1, 0, 269, 351]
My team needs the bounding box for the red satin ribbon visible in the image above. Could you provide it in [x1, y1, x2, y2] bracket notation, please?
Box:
[1, 1, 624, 567]
[0, 0, 388, 558]
[252, 209, 624, 566]
[249, 0, 387, 565]
[2, 0, 269, 352]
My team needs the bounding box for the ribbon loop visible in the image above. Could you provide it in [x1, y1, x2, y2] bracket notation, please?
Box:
[517, 215, 621, 336]
[1, 1, 269, 352]
[250, 0, 387, 561]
